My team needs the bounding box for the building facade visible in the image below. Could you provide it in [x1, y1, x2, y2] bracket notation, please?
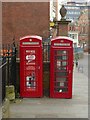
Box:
[78, 8, 89, 49]
[68, 22, 79, 47]
[65, 2, 88, 22]
[50, 0, 58, 21]
[2, 2, 50, 44]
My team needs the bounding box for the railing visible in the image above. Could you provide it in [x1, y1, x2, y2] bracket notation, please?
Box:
[0, 57, 7, 102]
[1, 42, 51, 99]
[43, 42, 50, 62]
[1, 42, 17, 99]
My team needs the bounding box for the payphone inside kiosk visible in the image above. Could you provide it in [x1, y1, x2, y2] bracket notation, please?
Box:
[50, 37, 73, 98]
[20, 36, 43, 98]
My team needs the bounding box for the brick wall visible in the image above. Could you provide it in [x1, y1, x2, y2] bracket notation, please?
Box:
[2, 2, 50, 44]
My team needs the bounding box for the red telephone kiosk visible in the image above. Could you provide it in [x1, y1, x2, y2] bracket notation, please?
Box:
[50, 36, 73, 98]
[20, 35, 43, 98]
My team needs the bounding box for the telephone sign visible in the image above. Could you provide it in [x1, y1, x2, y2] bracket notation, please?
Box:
[20, 35, 43, 98]
[50, 36, 73, 98]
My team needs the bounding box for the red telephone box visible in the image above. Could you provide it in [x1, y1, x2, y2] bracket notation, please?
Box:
[20, 35, 43, 98]
[50, 36, 73, 98]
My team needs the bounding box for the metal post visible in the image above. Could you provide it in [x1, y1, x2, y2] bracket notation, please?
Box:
[7, 44, 10, 85]
[11, 42, 17, 97]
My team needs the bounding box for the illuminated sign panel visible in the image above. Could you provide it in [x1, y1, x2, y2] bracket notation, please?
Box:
[22, 42, 39, 45]
[54, 43, 70, 46]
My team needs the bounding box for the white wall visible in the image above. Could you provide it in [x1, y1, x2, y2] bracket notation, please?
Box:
[50, 0, 56, 21]
[68, 31, 79, 47]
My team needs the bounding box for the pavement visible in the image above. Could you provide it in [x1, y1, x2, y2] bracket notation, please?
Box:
[8, 53, 88, 118]
[0, 107, 2, 120]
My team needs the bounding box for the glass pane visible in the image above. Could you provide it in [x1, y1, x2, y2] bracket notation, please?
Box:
[56, 60, 67, 69]
[56, 61, 67, 69]
[56, 50, 67, 55]
[56, 77, 67, 81]
[55, 81, 68, 87]
[55, 56, 62, 60]
[63, 51, 67, 54]
[62, 56, 68, 60]
[57, 61, 61, 68]
[55, 56, 68, 60]
[62, 61, 67, 66]
[56, 72, 67, 76]
[56, 66, 66, 70]
[55, 82, 64, 87]
[57, 51, 63, 55]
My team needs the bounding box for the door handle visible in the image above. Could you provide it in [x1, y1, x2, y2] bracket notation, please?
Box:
[69, 70, 71, 74]
[38, 66, 40, 70]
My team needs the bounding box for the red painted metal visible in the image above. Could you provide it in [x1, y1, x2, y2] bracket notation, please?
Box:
[50, 37, 73, 98]
[20, 35, 43, 98]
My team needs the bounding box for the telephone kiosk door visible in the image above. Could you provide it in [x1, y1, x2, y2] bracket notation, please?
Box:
[20, 35, 43, 98]
[50, 37, 73, 98]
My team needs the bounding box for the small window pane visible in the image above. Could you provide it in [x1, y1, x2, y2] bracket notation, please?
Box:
[56, 72, 67, 76]
[55, 82, 64, 87]
[55, 56, 68, 60]
[56, 50, 67, 55]
[56, 77, 67, 81]
[62, 61, 67, 66]
[62, 56, 68, 60]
